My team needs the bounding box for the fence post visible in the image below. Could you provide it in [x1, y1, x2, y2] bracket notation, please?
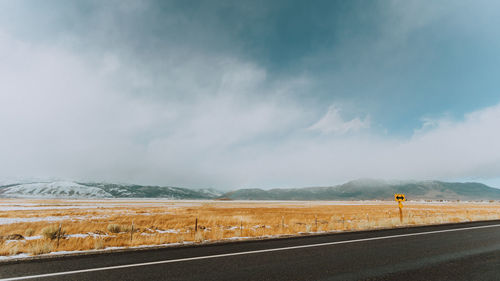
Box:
[195, 217, 198, 233]
[56, 223, 62, 248]
[130, 221, 134, 241]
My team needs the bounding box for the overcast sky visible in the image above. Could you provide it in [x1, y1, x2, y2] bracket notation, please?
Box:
[1, 0, 500, 189]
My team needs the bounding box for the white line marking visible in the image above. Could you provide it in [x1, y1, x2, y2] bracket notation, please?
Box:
[2, 223, 500, 281]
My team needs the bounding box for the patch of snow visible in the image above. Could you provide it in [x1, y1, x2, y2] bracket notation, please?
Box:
[156, 229, 179, 234]
[197, 188, 223, 197]
[225, 237, 251, 240]
[65, 233, 106, 239]
[0, 253, 30, 260]
[48, 250, 85, 255]
[0, 216, 72, 225]
[0, 203, 40, 206]
[25, 235, 42, 240]
[0, 215, 108, 225]
[252, 225, 271, 229]
[0, 206, 100, 211]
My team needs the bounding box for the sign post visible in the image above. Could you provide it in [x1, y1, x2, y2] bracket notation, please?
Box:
[394, 194, 406, 223]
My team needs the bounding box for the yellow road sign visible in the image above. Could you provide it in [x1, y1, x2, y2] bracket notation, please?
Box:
[394, 193, 406, 202]
[394, 193, 406, 223]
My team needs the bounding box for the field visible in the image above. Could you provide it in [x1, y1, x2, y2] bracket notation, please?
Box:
[1, 199, 499, 259]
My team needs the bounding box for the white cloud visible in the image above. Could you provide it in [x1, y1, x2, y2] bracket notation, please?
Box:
[228, 103, 500, 187]
[309, 106, 370, 135]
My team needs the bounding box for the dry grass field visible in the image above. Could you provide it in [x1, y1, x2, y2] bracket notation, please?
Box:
[1, 199, 499, 258]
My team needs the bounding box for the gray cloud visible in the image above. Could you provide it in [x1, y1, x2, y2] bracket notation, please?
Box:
[1, 1, 500, 189]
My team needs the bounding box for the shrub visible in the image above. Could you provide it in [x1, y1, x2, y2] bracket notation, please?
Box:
[107, 224, 131, 233]
[107, 224, 121, 233]
[42, 225, 64, 240]
[5, 234, 24, 240]
[25, 228, 35, 237]
[94, 239, 105, 250]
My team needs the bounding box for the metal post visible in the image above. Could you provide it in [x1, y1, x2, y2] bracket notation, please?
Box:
[399, 202, 403, 223]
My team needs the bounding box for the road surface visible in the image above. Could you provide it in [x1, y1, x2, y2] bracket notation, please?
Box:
[1, 220, 500, 281]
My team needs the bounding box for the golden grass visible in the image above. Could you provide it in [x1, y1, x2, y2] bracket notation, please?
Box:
[0, 199, 499, 257]
[28, 241, 52, 255]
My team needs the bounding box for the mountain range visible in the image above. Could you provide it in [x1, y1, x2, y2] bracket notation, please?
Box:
[1, 179, 499, 200]
[0, 181, 221, 199]
[222, 179, 500, 200]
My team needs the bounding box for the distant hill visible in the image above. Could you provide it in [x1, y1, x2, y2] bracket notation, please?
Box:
[1, 179, 499, 200]
[0, 181, 222, 199]
[221, 179, 500, 201]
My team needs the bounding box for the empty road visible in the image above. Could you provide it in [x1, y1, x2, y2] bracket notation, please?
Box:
[1, 220, 500, 281]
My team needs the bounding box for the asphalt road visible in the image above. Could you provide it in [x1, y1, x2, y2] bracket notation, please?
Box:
[1, 220, 500, 281]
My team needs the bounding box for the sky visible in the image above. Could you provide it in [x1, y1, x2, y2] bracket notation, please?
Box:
[1, 0, 500, 189]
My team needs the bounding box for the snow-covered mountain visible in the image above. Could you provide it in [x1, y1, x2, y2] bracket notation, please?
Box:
[0, 181, 223, 199]
[0, 181, 112, 198]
